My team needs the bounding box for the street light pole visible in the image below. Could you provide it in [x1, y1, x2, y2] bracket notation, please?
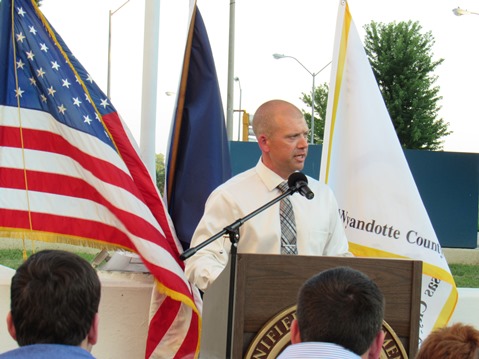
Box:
[453, 7, 479, 16]
[226, 0, 236, 141]
[107, 0, 131, 99]
[311, 72, 315, 142]
[234, 77, 242, 141]
[273, 53, 331, 144]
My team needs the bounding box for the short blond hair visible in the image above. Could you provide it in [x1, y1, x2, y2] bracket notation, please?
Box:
[252, 99, 304, 139]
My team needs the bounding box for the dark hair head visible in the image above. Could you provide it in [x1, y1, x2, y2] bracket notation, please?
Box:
[10, 250, 101, 346]
[415, 323, 479, 359]
[296, 266, 384, 355]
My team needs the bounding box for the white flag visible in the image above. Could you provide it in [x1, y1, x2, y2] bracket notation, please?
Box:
[321, 1, 458, 344]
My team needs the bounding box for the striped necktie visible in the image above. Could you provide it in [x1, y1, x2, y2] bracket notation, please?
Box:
[277, 181, 298, 255]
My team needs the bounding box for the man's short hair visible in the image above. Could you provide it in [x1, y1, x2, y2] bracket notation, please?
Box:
[252, 99, 304, 138]
[10, 249, 101, 346]
[415, 323, 479, 359]
[296, 266, 385, 355]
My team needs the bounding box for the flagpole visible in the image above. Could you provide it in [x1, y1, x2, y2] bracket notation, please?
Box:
[140, 0, 160, 179]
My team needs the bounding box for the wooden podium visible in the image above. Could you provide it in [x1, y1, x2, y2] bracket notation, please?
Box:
[200, 254, 422, 359]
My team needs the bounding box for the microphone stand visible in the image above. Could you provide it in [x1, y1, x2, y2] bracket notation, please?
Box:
[180, 186, 300, 359]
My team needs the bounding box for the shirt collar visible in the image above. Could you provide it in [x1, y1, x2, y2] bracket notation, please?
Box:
[280, 342, 362, 359]
[255, 158, 285, 191]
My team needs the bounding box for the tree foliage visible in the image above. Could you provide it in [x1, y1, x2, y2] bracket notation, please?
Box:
[364, 20, 451, 150]
[301, 83, 329, 144]
[155, 153, 165, 196]
[301, 20, 451, 150]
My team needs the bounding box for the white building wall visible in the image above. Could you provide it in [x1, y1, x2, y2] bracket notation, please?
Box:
[0, 267, 152, 359]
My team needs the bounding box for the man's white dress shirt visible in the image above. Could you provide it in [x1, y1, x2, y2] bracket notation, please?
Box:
[185, 159, 350, 291]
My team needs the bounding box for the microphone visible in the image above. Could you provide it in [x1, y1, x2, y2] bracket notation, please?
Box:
[288, 172, 314, 200]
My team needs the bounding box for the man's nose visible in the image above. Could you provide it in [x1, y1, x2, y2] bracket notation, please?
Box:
[299, 134, 309, 148]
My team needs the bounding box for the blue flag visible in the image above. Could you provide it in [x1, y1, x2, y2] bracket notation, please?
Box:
[166, 6, 232, 250]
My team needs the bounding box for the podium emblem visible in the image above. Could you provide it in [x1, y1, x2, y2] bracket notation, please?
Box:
[244, 305, 408, 359]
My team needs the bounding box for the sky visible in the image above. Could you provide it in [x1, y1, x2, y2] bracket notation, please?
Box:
[37, 0, 479, 155]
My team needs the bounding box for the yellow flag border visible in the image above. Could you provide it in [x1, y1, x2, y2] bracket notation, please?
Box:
[349, 241, 458, 329]
[324, 1, 351, 184]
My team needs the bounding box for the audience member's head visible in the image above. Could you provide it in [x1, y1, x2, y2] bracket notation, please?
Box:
[6, 250, 101, 351]
[291, 266, 385, 358]
[415, 323, 479, 359]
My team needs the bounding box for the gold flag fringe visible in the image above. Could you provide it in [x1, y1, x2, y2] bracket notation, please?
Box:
[0, 228, 127, 256]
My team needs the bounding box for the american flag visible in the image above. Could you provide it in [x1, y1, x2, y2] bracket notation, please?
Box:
[0, 0, 200, 358]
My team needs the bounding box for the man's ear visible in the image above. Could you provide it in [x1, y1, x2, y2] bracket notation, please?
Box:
[290, 319, 301, 344]
[367, 330, 385, 359]
[257, 134, 270, 152]
[6, 312, 17, 341]
[87, 313, 100, 346]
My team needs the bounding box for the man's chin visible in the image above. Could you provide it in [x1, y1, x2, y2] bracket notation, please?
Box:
[293, 163, 305, 172]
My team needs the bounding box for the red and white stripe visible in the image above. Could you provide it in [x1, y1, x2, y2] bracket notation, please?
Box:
[0, 105, 200, 358]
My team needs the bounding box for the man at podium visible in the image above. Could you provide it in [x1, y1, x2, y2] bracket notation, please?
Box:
[185, 100, 351, 291]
